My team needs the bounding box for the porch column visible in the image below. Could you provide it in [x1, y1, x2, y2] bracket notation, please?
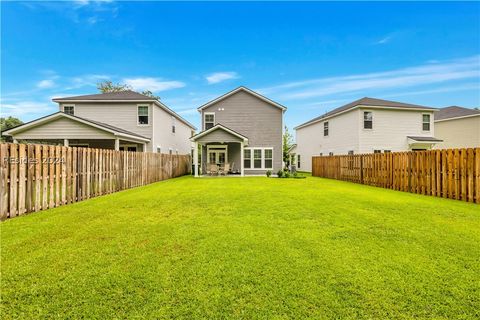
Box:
[143, 143, 147, 152]
[13, 138, 18, 144]
[240, 141, 244, 176]
[114, 138, 120, 151]
[64, 139, 69, 147]
[194, 141, 199, 177]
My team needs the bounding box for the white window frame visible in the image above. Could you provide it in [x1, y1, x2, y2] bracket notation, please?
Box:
[363, 111, 373, 130]
[204, 112, 215, 130]
[422, 113, 431, 132]
[207, 144, 228, 164]
[243, 147, 273, 170]
[137, 105, 150, 126]
[323, 121, 329, 136]
[63, 105, 75, 115]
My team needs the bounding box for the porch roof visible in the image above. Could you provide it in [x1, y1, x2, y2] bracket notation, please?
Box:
[190, 124, 248, 144]
[2, 112, 151, 143]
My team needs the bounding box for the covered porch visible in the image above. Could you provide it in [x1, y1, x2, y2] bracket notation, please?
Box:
[190, 124, 248, 177]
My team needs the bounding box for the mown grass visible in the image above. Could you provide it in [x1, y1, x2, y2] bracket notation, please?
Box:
[1, 176, 479, 319]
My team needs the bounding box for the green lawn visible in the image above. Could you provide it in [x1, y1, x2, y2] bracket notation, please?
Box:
[1, 176, 479, 319]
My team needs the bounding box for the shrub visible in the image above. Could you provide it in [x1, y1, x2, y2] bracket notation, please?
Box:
[266, 170, 272, 177]
[277, 169, 283, 178]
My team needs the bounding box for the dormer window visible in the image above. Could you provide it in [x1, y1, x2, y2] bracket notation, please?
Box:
[64, 106, 74, 115]
[204, 113, 215, 130]
[138, 106, 149, 125]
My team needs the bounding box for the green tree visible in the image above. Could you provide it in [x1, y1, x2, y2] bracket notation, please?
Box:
[1, 116, 23, 142]
[282, 126, 293, 167]
[97, 80, 132, 93]
[97, 81, 161, 100]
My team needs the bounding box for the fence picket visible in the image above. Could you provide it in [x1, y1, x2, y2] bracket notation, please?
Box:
[0, 143, 191, 219]
[312, 148, 479, 204]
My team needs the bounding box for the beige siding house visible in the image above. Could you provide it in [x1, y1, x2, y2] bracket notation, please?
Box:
[434, 106, 480, 149]
[191, 86, 286, 176]
[2, 91, 196, 153]
[294, 97, 442, 172]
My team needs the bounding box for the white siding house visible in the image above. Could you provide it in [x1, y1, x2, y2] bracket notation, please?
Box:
[294, 97, 442, 172]
[2, 91, 196, 154]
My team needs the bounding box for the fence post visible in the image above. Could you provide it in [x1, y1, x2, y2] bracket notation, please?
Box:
[359, 155, 364, 185]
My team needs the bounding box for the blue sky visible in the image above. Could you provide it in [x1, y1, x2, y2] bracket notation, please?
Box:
[1, 1, 479, 130]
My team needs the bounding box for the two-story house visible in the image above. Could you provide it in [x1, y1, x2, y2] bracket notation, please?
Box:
[190, 86, 286, 176]
[294, 97, 442, 172]
[2, 91, 196, 154]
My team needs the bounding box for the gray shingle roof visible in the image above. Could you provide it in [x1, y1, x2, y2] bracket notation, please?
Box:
[52, 90, 156, 101]
[295, 97, 435, 129]
[435, 106, 480, 121]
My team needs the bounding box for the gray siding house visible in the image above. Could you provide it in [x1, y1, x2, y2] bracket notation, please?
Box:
[191, 86, 286, 176]
[2, 91, 196, 154]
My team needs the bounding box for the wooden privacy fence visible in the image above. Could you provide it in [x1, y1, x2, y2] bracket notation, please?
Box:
[312, 148, 480, 204]
[0, 143, 191, 219]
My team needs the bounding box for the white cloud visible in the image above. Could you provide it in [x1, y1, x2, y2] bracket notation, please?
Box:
[205, 72, 239, 84]
[123, 77, 185, 92]
[67, 74, 110, 89]
[37, 79, 56, 89]
[260, 55, 480, 100]
[376, 35, 392, 44]
[0, 101, 57, 119]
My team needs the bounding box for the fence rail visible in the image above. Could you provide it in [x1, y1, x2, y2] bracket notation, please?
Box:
[312, 148, 480, 204]
[0, 143, 191, 219]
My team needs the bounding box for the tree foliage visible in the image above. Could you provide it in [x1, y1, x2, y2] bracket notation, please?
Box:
[1, 116, 23, 142]
[97, 81, 161, 100]
[282, 126, 293, 167]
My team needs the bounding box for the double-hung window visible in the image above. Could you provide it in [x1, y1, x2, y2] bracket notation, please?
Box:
[244, 149, 251, 169]
[243, 148, 273, 169]
[364, 111, 373, 129]
[204, 113, 215, 130]
[297, 154, 301, 168]
[324, 121, 329, 136]
[253, 149, 262, 169]
[422, 114, 430, 131]
[64, 105, 74, 115]
[264, 149, 273, 169]
[138, 106, 149, 125]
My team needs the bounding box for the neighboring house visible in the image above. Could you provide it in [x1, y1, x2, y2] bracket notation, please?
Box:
[2, 91, 196, 153]
[434, 106, 480, 149]
[190, 86, 286, 176]
[294, 97, 442, 172]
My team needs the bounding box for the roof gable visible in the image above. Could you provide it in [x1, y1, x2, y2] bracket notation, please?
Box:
[197, 86, 287, 112]
[190, 124, 248, 142]
[2, 112, 150, 141]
